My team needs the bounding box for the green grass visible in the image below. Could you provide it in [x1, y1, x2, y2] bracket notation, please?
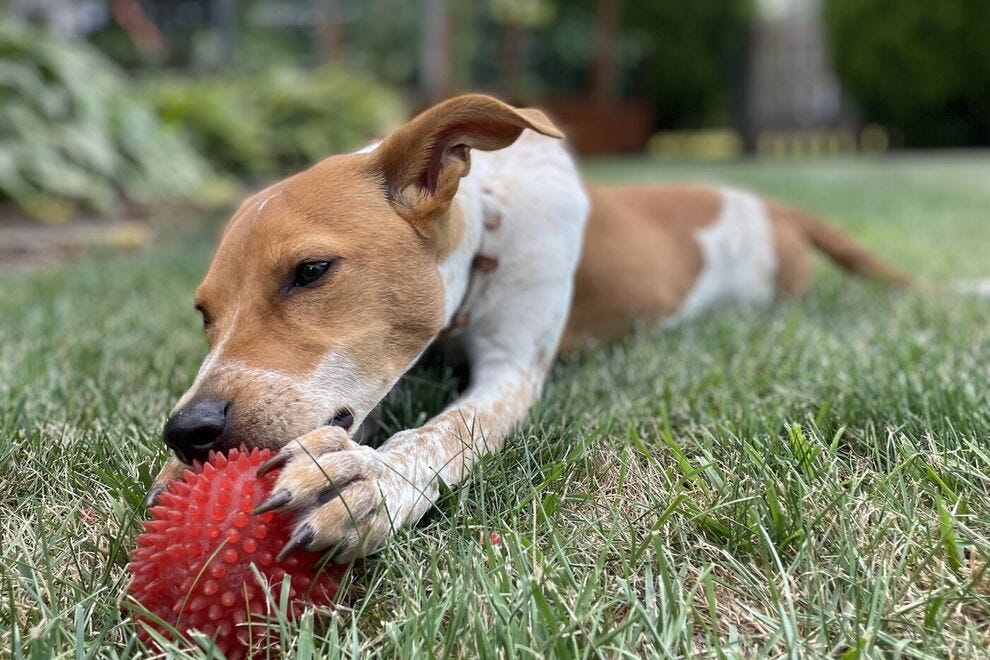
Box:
[2, 154, 990, 658]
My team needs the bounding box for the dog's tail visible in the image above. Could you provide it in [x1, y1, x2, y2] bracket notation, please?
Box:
[784, 207, 913, 285]
[782, 206, 990, 297]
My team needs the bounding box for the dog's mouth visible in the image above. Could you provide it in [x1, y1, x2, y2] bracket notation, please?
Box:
[328, 408, 355, 431]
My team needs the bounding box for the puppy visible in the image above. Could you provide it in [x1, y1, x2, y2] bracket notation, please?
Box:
[151, 94, 910, 561]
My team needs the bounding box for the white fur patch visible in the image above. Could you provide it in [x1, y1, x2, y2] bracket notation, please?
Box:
[451, 131, 590, 368]
[255, 190, 280, 214]
[374, 129, 589, 529]
[665, 187, 778, 325]
[177, 345, 404, 437]
[302, 350, 410, 432]
[172, 303, 240, 413]
[354, 141, 381, 154]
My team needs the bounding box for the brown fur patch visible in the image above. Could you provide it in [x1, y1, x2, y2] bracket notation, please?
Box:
[199, 157, 445, 376]
[561, 184, 723, 351]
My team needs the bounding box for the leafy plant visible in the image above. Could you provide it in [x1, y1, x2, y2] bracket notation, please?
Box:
[826, 0, 990, 147]
[141, 68, 406, 179]
[0, 21, 211, 221]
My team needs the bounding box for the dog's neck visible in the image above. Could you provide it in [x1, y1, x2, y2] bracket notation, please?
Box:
[357, 139, 485, 328]
[437, 171, 486, 325]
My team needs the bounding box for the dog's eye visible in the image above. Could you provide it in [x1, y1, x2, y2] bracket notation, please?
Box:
[291, 260, 334, 289]
[195, 304, 212, 329]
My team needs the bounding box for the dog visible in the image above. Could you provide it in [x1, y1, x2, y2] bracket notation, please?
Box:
[149, 94, 914, 562]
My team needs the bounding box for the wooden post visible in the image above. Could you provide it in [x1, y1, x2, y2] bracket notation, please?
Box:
[591, 0, 621, 105]
[213, 0, 238, 65]
[419, 0, 451, 105]
[314, 0, 346, 64]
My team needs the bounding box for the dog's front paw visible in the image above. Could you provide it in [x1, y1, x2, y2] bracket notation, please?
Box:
[253, 426, 402, 563]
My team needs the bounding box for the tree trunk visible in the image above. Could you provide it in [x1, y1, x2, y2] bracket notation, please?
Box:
[591, 0, 621, 105]
[419, 0, 451, 105]
[314, 0, 346, 64]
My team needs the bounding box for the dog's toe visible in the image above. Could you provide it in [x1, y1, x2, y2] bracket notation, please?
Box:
[254, 425, 406, 561]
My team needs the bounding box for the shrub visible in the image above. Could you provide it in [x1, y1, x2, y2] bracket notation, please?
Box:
[523, 0, 752, 129]
[624, 0, 752, 129]
[0, 22, 211, 220]
[825, 0, 990, 147]
[141, 68, 406, 179]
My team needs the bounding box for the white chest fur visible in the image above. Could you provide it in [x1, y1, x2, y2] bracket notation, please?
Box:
[439, 132, 589, 337]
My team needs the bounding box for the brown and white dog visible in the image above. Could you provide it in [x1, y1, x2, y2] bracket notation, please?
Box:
[150, 94, 914, 562]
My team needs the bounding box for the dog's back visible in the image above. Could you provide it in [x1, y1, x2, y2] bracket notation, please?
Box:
[561, 183, 910, 351]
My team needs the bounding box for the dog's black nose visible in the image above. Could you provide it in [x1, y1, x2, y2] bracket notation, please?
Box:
[163, 398, 230, 463]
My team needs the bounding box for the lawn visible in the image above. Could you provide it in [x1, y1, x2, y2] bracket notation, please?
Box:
[2, 154, 989, 658]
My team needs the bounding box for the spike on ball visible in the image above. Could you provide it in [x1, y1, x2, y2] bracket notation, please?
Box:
[128, 447, 345, 658]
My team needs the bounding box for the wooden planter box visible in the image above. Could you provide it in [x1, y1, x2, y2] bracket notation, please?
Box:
[541, 100, 655, 155]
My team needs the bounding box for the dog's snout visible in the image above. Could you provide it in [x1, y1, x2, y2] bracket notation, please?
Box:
[163, 398, 230, 463]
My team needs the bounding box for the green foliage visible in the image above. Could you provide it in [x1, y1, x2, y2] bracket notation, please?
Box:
[525, 1, 752, 128]
[141, 68, 406, 179]
[826, 0, 990, 147]
[624, 0, 752, 128]
[0, 22, 211, 220]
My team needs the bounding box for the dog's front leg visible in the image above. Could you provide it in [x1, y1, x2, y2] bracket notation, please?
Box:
[253, 359, 546, 562]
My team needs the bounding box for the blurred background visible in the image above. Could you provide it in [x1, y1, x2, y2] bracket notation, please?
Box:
[0, 0, 988, 266]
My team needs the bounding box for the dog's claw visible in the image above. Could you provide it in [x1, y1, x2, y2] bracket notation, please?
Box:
[278, 524, 314, 562]
[252, 488, 292, 515]
[257, 452, 290, 477]
[144, 485, 165, 508]
[319, 541, 347, 566]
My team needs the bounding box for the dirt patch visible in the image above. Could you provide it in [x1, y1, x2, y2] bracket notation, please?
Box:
[0, 218, 152, 274]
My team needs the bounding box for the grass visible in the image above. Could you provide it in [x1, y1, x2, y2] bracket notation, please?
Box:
[2, 153, 990, 658]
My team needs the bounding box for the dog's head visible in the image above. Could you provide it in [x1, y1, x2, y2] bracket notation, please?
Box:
[162, 94, 562, 463]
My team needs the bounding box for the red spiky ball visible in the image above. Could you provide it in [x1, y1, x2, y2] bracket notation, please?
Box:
[128, 447, 344, 659]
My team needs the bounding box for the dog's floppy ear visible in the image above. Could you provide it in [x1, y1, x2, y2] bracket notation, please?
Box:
[370, 94, 563, 228]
